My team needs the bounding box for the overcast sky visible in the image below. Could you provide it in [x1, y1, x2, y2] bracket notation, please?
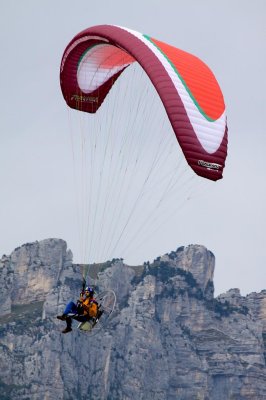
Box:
[1, 0, 265, 296]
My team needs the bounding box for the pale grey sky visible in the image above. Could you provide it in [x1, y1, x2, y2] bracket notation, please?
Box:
[1, 0, 265, 295]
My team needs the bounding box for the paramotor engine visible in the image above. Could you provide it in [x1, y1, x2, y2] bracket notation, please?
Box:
[77, 289, 116, 336]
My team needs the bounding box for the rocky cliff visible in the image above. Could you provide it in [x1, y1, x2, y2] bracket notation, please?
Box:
[0, 239, 265, 400]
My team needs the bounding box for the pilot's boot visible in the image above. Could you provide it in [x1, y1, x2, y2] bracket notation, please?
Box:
[62, 316, 72, 334]
[62, 326, 72, 334]
[57, 314, 67, 321]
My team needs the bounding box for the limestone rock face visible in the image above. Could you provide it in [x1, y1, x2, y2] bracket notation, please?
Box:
[0, 239, 265, 400]
[0, 239, 73, 310]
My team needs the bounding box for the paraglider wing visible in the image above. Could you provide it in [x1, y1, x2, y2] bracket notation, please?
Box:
[60, 24, 228, 181]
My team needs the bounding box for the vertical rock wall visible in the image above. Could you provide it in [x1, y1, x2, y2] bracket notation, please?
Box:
[0, 239, 265, 399]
